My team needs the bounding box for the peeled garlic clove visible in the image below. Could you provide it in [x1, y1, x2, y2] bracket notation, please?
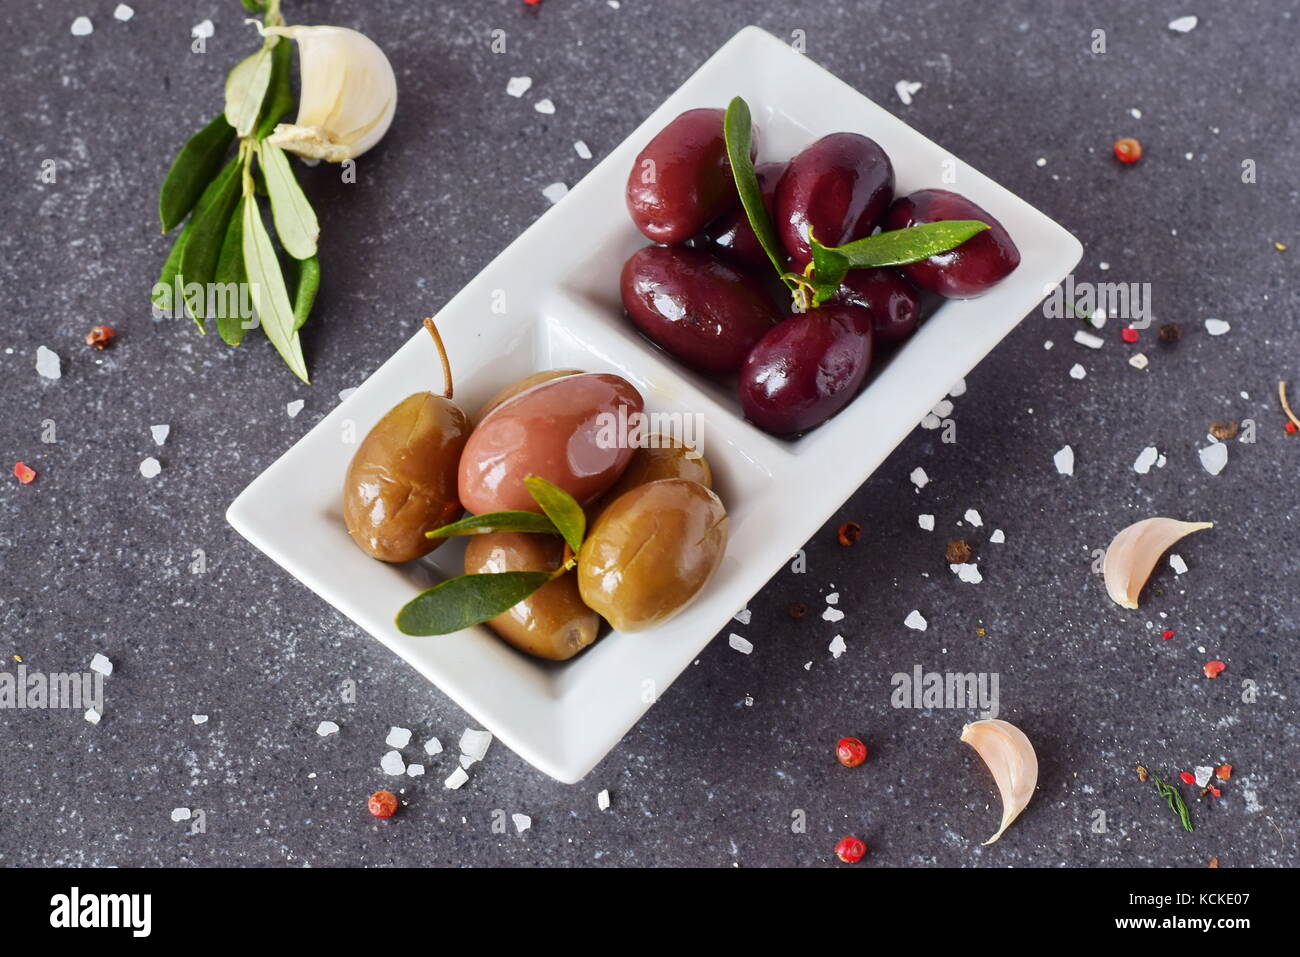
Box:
[961, 719, 1038, 846]
[1102, 517, 1213, 609]
[261, 25, 397, 163]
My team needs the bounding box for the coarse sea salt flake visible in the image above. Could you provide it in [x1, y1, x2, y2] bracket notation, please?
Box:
[822, 606, 845, 623]
[424, 737, 443, 755]
[894, 80, 922, 105]
[139, 457, 162, 478]
[71, 16, 93, 35]
[1129, 352, 1149, 370]
[825, 592, 839, 605]
[1133, 446, 1159, 474]
[1169, 553, 1189, 575]
[1054, 445, 1075, 476]
[918, 514, 935, 531]
[90, 653, 113, 676]
[990, 529, 1005, 544]
[542, 182, 568, 204]
[380, 750, 406, 776]
[951, 563, 983, 584]
[910, 467, 929, 489]
[1069, 363, 1087, 380]
[733, 608, 752, 625]
[445, 767, 469, 790]
[1205, 318, 1230, 336]
[171, 807, 191, 822]
[506, 76, 532, 97]
[597, 789, 610, 810]
[286, 399, 305, 418]
[574, 140, 592, 160]
[84, 708, 101, 724]
[459, 728, 492, 762]
[315, 720, 339, 736]
[1199, 442, 1228, 475]
[948, 378, 967, 397]
[192, 714, 208, 724]
[407, 763, 425, 778]
[964, 508, 983, 527]
[1194, 766, 1214, 788]
[920, 413, 941, 430]
[151, 424, 170, 445]
[534, 98, 555, 114]
[192, 19, 214, 39]
[114, 5, 134, 22]
[904, 610, 928, 632]
[1074, 330, 1104, 350]
[932, 399, 954, 418]
[36, 346, 61, 379]
[512, 813, 532, 833]
[828, 634, 846, 658]
[728, 633, 753, 654]
[1169, 16, 1198, 33]
[385, 726, 412, 748]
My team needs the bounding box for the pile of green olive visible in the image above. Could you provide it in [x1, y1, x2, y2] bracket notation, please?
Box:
[343, 321, 728, 660]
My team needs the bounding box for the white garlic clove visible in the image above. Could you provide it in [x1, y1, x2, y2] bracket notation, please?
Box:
[1102, 517, 1213, 609]
[961, 719, 1038, 846]
[260, 24, 397, 163]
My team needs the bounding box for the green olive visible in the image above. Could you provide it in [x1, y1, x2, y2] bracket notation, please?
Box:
[577, 478, 727, 632]
[474, 368, 584, 425]
[599, 436, 712, 503]
[343, 320, 470, 563]
[464, 532, 600, 660]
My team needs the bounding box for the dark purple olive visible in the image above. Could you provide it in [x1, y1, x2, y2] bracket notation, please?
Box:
[885, 189, 1020, 298]
[739, 304, 874, 435]
[621, 245, 777, 374]
[626, 108, 755, 245]
[833, 268, 921, 345]
[776, 133, 894, 269]
[698, 161, 787, 269]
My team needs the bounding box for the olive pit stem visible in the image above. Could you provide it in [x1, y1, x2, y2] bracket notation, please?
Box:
[422, 317, 454, 399]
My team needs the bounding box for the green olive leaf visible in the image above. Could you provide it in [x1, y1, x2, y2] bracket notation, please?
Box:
[242, 195, 310, 383]
[254, 35, 295, 141]
[396, 572, 553, 636]
[425, 511, 561, 540]
[723, 96, 788, 279]
[291, 255, 320, 331]
[177, 156, 244, 332]
[158, 113, 236, 232]
[259, 140, 319, 259]
[225, 46, 274, 138]
[214, 198, 250, 346]
[240, 0, 269, 14]
[523, 476, 585, 553]
[151, 222, 191, 313]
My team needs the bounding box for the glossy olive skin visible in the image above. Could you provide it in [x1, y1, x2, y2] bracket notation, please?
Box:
[776, 132, 894, 268]
[833, 267, 921, 344]
[459, 372, 644, 514]
[578, 479, 727, 633]
[698, 161, 787, 269]
[589, 436, 713, 526]
[626, 108, 753, 244]
[475, 368, 583, 424]
[344, 393, 470, 562]
[620, 245, 777, 374]
[464, 532, 600, 661]
[739, 303, 874, 435]
[885, 189, 1021, 298]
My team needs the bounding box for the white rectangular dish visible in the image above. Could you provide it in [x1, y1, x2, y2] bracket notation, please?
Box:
[227, 26, 1082, 782]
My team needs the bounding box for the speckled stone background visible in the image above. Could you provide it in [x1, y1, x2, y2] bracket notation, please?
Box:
[1, 0, 1296, 868]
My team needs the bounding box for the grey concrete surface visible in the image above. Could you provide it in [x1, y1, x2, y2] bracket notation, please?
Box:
[0, 0, 1296, 867]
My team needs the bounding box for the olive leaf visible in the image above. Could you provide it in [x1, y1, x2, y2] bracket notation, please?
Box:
[225, 46, 274, 138]
[152, 222, 191, 313]
[178, 156, 244, 331]
[396, 572, 554, 636]
[723, 96, 788, 279]
[523, 476, 586, 553]
[242, 194, 310, 383]
[259, 140, 319, 259]
[424, 511, 560, 540]
[158, 113, 236, 232]
[807, 219, 990, 300]
[291, 255, 320, 331]
[214, 198, 250, 346]
[254, 35, 295, 140]
[240, 0, 269, 14]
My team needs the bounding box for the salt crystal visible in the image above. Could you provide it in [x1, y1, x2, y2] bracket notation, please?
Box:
[1044, 340, 1054, 350]
[1168, 15, 1198, 33]
[1069, 363, 1087, 380]
[1073, 330, 1104, 350]
[904, 610, 928, 632]
[825, 592, 839, 605]
[89, 653, 113, 676]
[733, 607, 752, 625]
[1090, 310, 1107, 329]
[71, 16, 93, 36]
[423, 737, 443, 755]
[822, 606, 845, 623]
[1194, 766, 1214, 788]
[286, 399, 305, 418]
[894, 80, 922, 105]
[948, 378, 967, 397]
[920, 413, 942, 430]
[171, 807, 191, 822]
[932, 399, 954, 418]
[1199, 442, 1228, 475]
[828, 634, 846, 658]
[534, 98, 555, 115]
[1204, 318, 1230, 336]
[506, 76, 532, 97]
[192, 714, 208, 724]
[1053, 445, 1075, 476]
[113, 5, 134, 21]
[512, 813, 532, 833]
[541, 182, 568, 204]
[84, 707, 101, 725]
[1130, 107, 1142, 119]
[990, 529, 1005, 544]
[315, 720, 339, 736]
[1156, 454, 1167, 468]
[36, 345, 61, 379]
[459, 728, 493, 763]
[910, 467, 929, 489]
[951, 563, 983, 584]
[191, 19, 214, 39]
[728, 633, 753, 655]
[964, 508, 983, 527]
[597, 790, 610, 811]
[380, 750, 406, 776]
[574, 140, 592, 160]
[139, 457, 162, 478]
[1133, 446, 1159, 474]
[459, 754, 475, 769]
[151, 424, 170, 446]
[407, 763, 425, 778]
[1185, 152, 1195, 161]
[385, 726, 412, 749]
[444, 767, 469, 790]
[1099, 261, 1110, 271]
[1129, 353, 1150, 370]
[1169, 553, 1189, 575]
[918, 514, 935, 531]
[1035, 157, 1047, 167]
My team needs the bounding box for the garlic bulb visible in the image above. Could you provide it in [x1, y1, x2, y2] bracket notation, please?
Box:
[1102, 517, 1213, 609]
[261, 25, 396, 162]
[961, 719, 1038, 846]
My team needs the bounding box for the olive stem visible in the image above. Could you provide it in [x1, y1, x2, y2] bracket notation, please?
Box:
[422, 317, 454, 399]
